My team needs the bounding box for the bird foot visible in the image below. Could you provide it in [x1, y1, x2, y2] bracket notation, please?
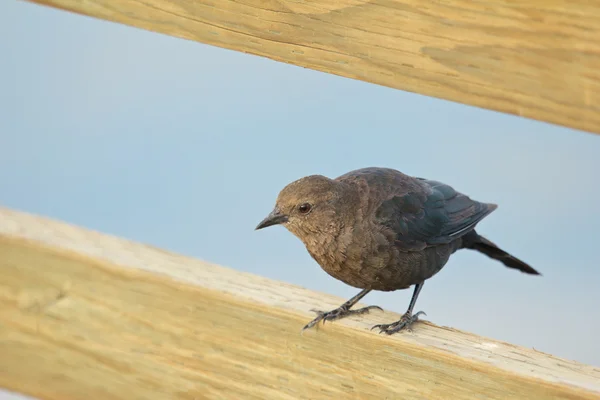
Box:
[371, 310, 426, 335]
[302, 304, 383, 332]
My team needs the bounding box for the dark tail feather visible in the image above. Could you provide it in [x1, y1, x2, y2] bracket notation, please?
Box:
[464, 232, 541, 275]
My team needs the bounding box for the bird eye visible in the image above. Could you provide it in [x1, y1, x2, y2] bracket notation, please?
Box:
[298, 203, 312, 214]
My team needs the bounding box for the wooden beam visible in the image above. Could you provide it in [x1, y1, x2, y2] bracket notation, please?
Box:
[1, 206, 599, 399]
[25, 0, 600, 135]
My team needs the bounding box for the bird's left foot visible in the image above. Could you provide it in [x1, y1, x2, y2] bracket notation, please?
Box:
[302, 304, 383, 332]
[371, 310, 426, 335]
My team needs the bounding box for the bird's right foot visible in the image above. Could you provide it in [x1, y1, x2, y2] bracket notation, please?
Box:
[301, 304, 383, 332]
[370, 310, 426, 335]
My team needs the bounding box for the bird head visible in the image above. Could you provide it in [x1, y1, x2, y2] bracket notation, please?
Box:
[255, 175, 346, 240]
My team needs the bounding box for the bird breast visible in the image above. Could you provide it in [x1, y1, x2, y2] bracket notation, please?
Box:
[305, 224, 456, 292]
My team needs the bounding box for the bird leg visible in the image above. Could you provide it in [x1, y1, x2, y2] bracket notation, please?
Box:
[302, 288, 382, 332]
[371, 282, 426, 335]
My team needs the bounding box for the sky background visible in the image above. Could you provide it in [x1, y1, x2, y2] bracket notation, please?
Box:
[1, 2, 599, 396]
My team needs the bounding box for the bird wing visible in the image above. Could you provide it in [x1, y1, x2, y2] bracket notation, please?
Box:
[375, 178, 497, 251]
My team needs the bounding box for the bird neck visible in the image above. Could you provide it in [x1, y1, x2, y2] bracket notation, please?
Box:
[302, 185, 360, 265]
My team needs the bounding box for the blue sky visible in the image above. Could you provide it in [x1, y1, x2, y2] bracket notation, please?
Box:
[2, 0, 599, 373]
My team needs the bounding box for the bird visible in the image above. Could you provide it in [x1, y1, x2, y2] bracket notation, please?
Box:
[255, 167, 540, 335]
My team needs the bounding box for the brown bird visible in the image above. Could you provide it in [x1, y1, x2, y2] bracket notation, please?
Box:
[255, 167, 540, 334]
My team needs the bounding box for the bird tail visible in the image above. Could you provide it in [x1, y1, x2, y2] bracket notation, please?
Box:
[463, 231, 541, 275]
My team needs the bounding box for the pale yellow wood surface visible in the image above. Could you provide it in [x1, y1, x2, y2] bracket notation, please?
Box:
[26, 0, 600, 135]
[1, 206, 599, 399]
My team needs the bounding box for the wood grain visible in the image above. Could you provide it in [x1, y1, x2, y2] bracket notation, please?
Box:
[0, 236, 598, 400]
[26, 0, 600, 135]
[1, 206, 600, 399]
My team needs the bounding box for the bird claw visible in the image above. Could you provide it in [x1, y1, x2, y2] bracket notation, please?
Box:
[371, 310, 426, 335]
[301, 304, 383, 332]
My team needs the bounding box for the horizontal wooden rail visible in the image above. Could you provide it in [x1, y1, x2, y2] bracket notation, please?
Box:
[25, 0, 600, 135]
[0, 206, 599, 399]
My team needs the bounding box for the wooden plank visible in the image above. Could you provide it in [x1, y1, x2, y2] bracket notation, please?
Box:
[26, 0, 600, 135]
[1, 206, 599, 399]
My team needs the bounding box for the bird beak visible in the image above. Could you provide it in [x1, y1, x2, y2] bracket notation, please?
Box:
[255, 207, 288, 230]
